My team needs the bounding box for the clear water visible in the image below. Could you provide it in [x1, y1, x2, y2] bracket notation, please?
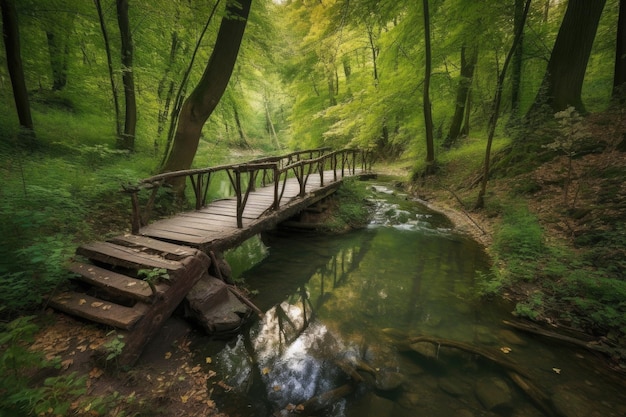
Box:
[194, 180, 626, 417]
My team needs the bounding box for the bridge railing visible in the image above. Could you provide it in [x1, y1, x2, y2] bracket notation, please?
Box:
[123, 148, 374, 233]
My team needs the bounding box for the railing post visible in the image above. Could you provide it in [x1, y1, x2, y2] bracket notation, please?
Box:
[333, 152, 338, 181]
[130, 191, 141, 234]
[273, 165, 280, 210]
[235, 169, 243, 228]
[351, 150, 356, 175]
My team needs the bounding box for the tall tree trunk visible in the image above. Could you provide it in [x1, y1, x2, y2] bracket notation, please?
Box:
[422, 0, 436, 175]
[475, 0, 532, 209]
[461, 89, 472, 136]
[510, 0, 525, 116]
[444, 44, 478, 148]
[232, 103, 250, 148]
[161, 0, 252, 186]
[116, 0, 136, 151]
[46, 31, 70, 91]
[95, 0, 121, 138]
[613, 0, 626, 102]
[264, 91, 281, 149]
[1, 0, 35, 139]
[527, 0, 607, 116]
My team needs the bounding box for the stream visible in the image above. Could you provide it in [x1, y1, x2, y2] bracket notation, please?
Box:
[192, 178, 626, 417]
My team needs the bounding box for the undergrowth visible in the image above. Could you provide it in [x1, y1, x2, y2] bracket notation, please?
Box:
[479, 202, 626, 342]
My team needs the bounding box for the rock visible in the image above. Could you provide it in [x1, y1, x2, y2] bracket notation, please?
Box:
[184, 276, 249, 333]
[438, 377, 469, 397]
[375, 369, 405, 391]
[551, 385, 608, 417]
[454, 409, 474, 417]
[410, 341, 438, 359]
[475, 325, 498, 345]
[474, 377, 513, 412]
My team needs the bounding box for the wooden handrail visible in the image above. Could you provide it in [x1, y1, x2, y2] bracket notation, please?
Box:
[124, 148, 374, 234]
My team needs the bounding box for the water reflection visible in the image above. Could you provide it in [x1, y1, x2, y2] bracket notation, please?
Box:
[205, 182, 626, 417]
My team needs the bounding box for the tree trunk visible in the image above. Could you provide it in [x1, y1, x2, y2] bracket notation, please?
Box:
[511, 0, 525, 116]
[46, 31, 69, 91]
[422, 0, 436, 175]
[527, 0, 607, 116]
[476, 0, 532, 209]
[1, 0, 35, 138]
[116, 0, 136, 151]
[232, 103, 249, 148]
[95, 0, 121, 138]
[613, 0, 626, 101]
[444, 44, 478, 148]
[160, 0, 252, 184]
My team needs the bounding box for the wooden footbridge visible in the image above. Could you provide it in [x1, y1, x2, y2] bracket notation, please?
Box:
[50, 148, 374, 365]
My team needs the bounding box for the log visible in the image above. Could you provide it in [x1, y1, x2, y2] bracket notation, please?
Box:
[296, 383, 355, 414]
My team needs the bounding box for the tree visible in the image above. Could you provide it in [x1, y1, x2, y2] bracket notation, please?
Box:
[1, 0, 35, 139]
[422, 0, 436, 175]
[116, 0, 136, 150]
[443, 43, 478, 148]
[475, 0, 532, 209]
[95, 0, 122, 138]
[527, 0, 607, 116]
[160, 0, 252, 181]
[613, 0, 626, 101]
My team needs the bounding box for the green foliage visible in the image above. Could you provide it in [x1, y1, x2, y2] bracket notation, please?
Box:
[322, 178, 372, 232]
[103, 331, 126, 362]
[0, 316, 86, 416]
[492, 204, 545, 263]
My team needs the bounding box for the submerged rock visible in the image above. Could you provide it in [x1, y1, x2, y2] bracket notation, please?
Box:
[474, 376, 513, 412]
[438, 377, 469, 397]
[551, 385, 606, 417]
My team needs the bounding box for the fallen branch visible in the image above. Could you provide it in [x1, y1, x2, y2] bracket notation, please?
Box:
[226, 285, 264, 319]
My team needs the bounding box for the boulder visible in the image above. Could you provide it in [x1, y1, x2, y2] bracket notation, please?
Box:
[184, 275, 249, 333]
[474, 376, 513, 412]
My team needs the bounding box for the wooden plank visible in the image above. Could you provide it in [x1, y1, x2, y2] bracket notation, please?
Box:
[76, 241, 184, 272]
[50, 292, 148, 330]
[144, 220, 220, 236]
[139, 228, 206, 245]
[68, 262, 165, 303]
[108, 235, 199, 261]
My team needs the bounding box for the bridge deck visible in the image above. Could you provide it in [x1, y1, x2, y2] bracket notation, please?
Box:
[138, 169, 359, 253]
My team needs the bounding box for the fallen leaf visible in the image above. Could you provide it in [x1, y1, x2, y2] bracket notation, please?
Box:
[61, 359, 74, 369]
[89, 368, 104, 379]
[181, 395, 189, 404]
[205, 357, 212, 364]
[91, 302, 103, 308]
[273, 385, 282, 392]
[552, 367, 561, 374]
[164, 352, 172, 359]
[79, 299, 87, 305]
[500, 346, 512, 354]
[77, 345, 87, 352]
[191, 365, 201, 373]
[262, 367, 270, 375]
[126, 282, 137, 287]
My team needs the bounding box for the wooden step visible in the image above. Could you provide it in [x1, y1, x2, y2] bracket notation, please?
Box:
[76, 241, 185, 273]
[107, 234, 200, 261]
[68, 262, 167, 304]
[50, 292, 148, 330]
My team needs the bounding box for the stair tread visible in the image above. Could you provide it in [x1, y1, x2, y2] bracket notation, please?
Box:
[49, 292, 148, 330]
[76, 241, 184, 272]
[69, 262, 167, 303]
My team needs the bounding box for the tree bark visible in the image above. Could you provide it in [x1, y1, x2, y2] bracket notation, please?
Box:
[1, 0, 35, 137]
[527, 0, 607, 116]
[422, 0, 436, 175]
[444, 44, 478, 148]
[95, 0, 121, 138]
[46, 31, 69, 91]
[511, 0, 525, 116]
[116, 0, 136, 151]
[613, 0, 626, 102]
